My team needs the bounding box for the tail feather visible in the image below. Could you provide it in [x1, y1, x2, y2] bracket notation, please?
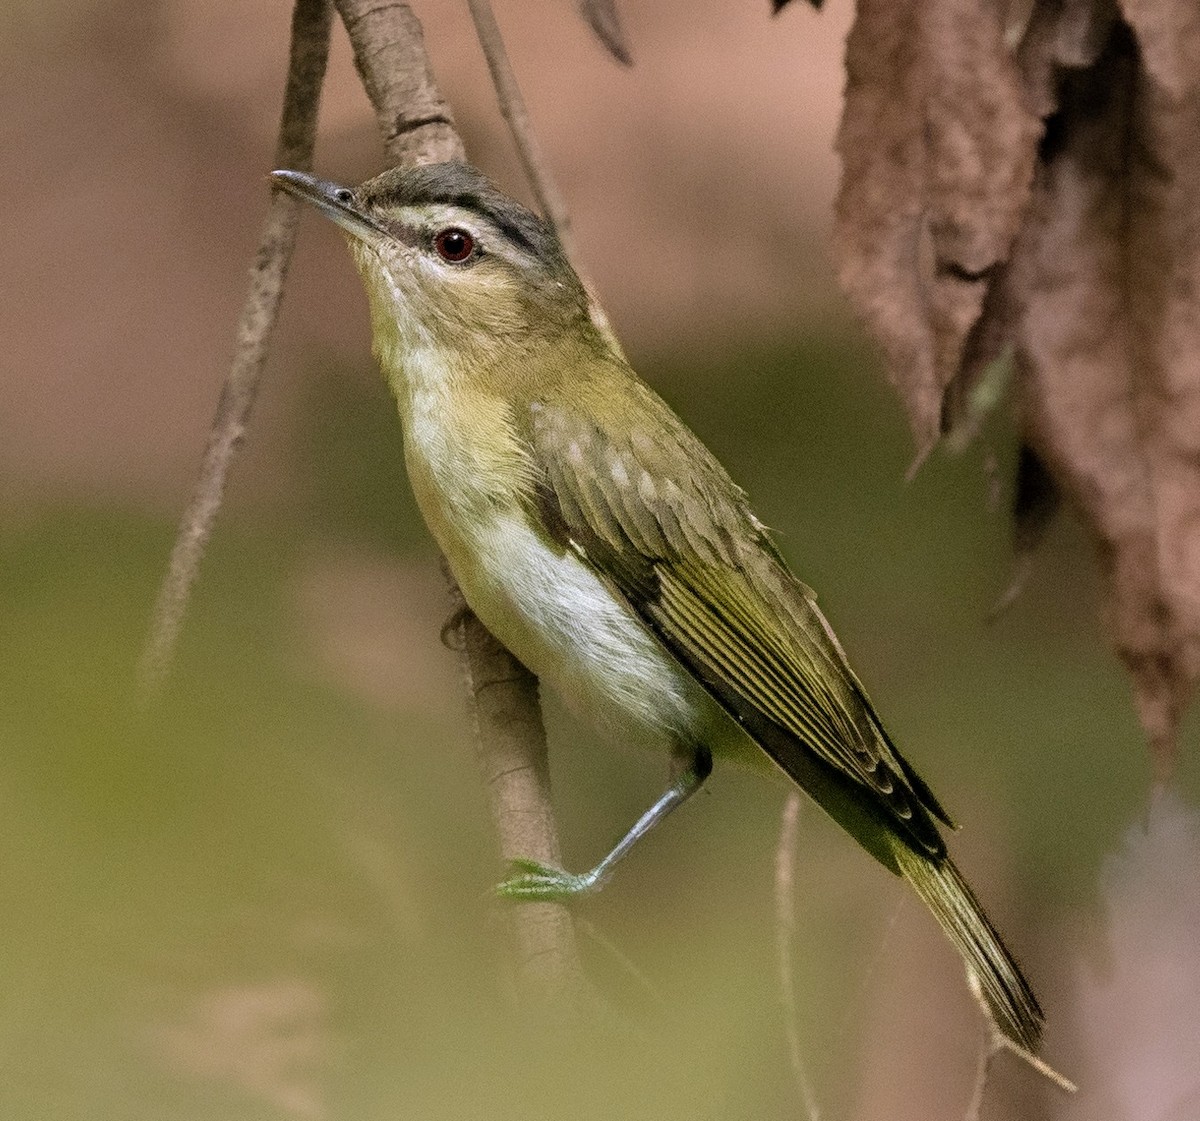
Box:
[891, 840, 1044, 1052]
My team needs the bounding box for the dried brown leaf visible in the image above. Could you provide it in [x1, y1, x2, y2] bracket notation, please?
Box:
[834, 0, 1041, 461]
[1018, 0, 1119, 116]
[836, 0, 1200, 762]
[950, 0, 1119, 430]
[576, 0, 633, 65]
[1118, 0, 1200, 98]
[946, 262, 1017, 430]
[1008, 16, 1200, 770]
[989, 443, 1061, 619]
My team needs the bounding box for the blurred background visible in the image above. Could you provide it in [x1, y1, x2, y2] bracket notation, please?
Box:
[3, 1, 1199, 1118]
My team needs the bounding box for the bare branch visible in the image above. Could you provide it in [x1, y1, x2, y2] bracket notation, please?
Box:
[336, 0, 464, 166]
[966, 970, 1077, 1094]
[774, 791, 822, 1121]
[465, 0, 574, 252]
[448, 577, 583, 996]
[137, 0, 333, 703]
[334, 0, 583, 997]
[962, 1026, 1002, 1121]
[465, 0, 625, 355]
[960, 1020, 1077, 1120]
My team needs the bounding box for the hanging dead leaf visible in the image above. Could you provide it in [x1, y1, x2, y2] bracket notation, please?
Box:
[833, 0, 1041, 463]
[576, 0, 633, 66]
[1117, 0, 1200, 99]
[1006, 12, 1200, 772]
[989, 443, 1061, 620]
[831, 0, 1200, 768]
[945, 0, 1123, 434]
[950, 0, 1121, 432]
[1019, 0, 1120, 116]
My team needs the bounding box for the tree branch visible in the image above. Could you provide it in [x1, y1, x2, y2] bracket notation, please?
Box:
[962, 1027, 1002, 1121]
[137, 0, 333, 702]
[336, 0, 463, 166]
[446, 574, 581, 995]
[774, 791, 822, 1121]
[464, 0, 624, 355]
[333, 0, 583, 997]
[465, 0, 574, 257]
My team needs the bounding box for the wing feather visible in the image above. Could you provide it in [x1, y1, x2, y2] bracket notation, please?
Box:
[525, 386, 950, 856]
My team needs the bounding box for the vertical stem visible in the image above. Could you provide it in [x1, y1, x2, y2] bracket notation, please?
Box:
[775, 791, 822, 1121]
[464, 0, 625, 355]
[962, 1027, 1001, 1121]
[138, 0, 333, 701]
[450, 578, 582, 994]
[465, 0, 575, 255]
[336, 0, 464, 166]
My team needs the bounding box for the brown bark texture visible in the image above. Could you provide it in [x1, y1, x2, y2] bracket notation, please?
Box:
[834, 0, 1200, 775]
[138, 0, 333, 700]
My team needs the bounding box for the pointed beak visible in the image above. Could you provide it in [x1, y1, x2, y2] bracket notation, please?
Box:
[270, 169, 388, 243]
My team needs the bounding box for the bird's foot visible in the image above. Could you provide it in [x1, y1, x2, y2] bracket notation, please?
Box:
[495, 858, 602, 901]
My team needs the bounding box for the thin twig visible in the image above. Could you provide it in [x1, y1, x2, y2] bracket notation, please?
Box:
[997, 1037, 1077, 1095]
[962, 1025, 1002, 1121]
[774, 791, 822, 1121]
[961, 1019, 1076, 1118]
[332, 0, 583, 998]
[966, 970, 1077, 1095]
[464, 0, 625, 355]
[574, 915, 665, 1013]
[465, 0, 574, 253]
[448, 573, 584, 996]
[137, 0, 333, 702]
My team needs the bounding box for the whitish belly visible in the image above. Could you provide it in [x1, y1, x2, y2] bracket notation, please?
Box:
[397, 381, 752, 761]
[440, 507, 728, 753]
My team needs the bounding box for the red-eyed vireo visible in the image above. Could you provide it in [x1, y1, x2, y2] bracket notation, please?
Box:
[272, 162, 1045, 1055]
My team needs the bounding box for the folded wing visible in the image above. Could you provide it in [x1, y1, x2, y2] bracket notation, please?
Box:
[524, 378, 953, 864]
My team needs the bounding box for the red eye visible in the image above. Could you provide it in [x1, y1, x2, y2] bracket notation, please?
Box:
[434, 227, 475, 263]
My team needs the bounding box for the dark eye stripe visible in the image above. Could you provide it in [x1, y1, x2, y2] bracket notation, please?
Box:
[440, 191, 540, 257]
[357, 163, 563, 263]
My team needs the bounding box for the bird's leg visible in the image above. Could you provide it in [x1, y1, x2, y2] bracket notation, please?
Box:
[496, 745, 713, 900]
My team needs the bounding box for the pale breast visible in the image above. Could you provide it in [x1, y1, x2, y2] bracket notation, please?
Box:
[398, 384, 717, 753]
[460, 509, 712, 750]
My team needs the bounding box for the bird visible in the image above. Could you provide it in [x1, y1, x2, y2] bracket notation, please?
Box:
[272, 160, 1045, 1054]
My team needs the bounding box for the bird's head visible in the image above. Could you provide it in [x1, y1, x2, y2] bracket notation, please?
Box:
[272, 162, 593, 371]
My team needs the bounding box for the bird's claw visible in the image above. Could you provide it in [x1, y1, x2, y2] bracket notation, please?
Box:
[495, 858, 600, 900]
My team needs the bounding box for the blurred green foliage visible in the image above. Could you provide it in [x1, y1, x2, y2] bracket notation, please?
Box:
[3, 333, 1195, 1119]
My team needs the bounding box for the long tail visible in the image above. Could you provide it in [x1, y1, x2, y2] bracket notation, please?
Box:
[890, 840, 1044, 1053]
